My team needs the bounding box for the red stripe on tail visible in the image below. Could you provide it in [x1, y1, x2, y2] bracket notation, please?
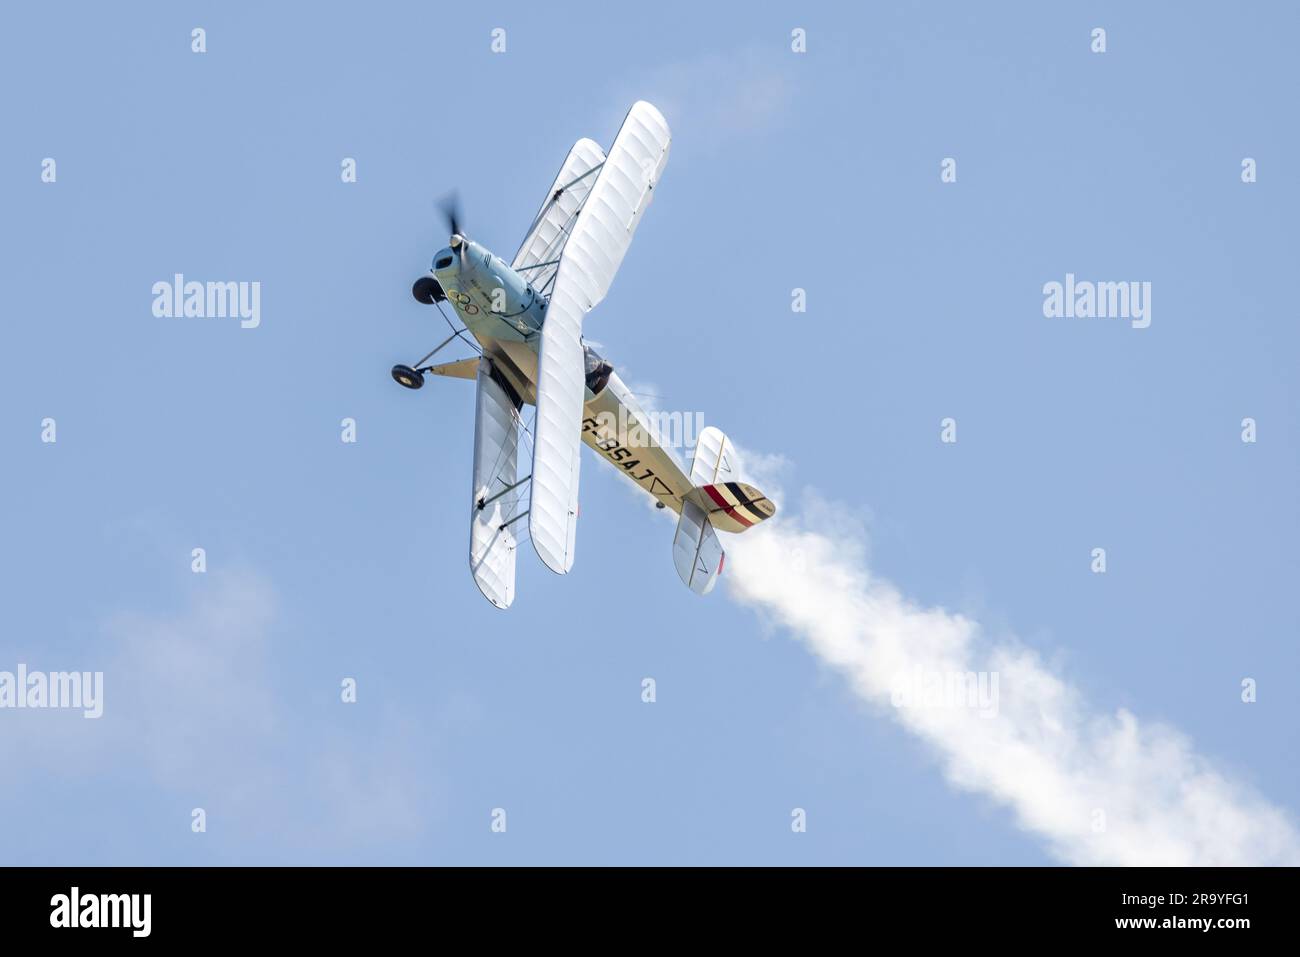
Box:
[703, 484, 754, 528]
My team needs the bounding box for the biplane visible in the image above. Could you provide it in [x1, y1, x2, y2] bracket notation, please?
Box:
[390, 102, 775, 608]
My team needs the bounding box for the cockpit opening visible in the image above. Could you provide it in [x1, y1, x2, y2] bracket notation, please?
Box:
[584, 345, 613, 395]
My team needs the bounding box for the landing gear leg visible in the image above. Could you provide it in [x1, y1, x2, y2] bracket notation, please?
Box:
[390, 330, 468, 391]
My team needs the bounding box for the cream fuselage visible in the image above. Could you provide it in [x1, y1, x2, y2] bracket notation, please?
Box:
[430, 238, 691, 511]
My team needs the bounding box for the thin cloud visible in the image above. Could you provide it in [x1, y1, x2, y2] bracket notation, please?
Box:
[1, 572, 436, 857]
[618, 46, 798, 159]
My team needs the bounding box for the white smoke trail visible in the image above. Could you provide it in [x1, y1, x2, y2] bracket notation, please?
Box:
[722, 483, 1300, 866]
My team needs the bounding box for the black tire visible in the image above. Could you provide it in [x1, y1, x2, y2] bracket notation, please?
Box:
[412, 276, 445, 304]
[391, 364, 425, 390]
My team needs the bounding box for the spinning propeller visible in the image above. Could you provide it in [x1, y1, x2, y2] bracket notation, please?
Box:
[439, 192, 465, 247]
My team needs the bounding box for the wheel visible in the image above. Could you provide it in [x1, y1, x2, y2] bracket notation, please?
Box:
[391, 364, 425, 389]
[412, 276, 445, 304]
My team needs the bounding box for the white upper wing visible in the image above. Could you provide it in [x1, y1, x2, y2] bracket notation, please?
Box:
[548, 101, 671, 313]
[528, 102, 672, 575]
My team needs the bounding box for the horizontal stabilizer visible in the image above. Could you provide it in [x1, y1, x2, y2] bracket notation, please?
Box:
[673, 426, 774, 595]
[686, 426, 775, 533]
[673, 498, 724, 595]
[690, 426, 738, 487]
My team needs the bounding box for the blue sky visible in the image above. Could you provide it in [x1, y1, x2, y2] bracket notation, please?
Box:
[1, 1, 1296, 864]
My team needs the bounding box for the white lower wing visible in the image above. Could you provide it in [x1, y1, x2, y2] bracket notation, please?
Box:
[529, 102, 672, 575]
[512, 138, 607, 295]
[470, 360, 522, 608]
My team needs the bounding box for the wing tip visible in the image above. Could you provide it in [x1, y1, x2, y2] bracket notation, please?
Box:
[469, 556, 516, 609]
[531, 539, 573, 576]
[528, 511, 575, 575]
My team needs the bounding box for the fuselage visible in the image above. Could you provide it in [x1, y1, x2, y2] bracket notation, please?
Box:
[431, 238, 546, 401]
[429, 238, 691, 510]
